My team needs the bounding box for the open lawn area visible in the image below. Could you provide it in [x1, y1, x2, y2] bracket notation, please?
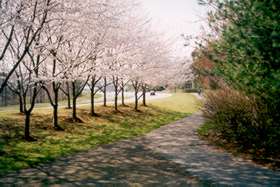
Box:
[0, 93, 199, 175]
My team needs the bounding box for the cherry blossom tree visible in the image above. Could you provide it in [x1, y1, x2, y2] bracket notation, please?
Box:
[0, 0, 188, 141]
[0, 0, 54, 94]
[7, 36, 47, 141]
[40, 24, 65, 130]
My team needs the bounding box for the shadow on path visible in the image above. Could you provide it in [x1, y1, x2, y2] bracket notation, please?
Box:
[1, 113, 280, 186]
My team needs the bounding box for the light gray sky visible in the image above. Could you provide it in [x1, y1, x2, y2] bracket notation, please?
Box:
[140, 0, 209, 58]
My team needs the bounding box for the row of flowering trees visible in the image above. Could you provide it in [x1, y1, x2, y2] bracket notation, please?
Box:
[0, 0, 185, 141]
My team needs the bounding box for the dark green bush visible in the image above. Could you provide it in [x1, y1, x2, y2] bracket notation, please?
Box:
[203, 88, 280, 157]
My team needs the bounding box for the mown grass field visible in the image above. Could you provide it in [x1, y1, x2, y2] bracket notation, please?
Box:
[0, 93, 199, 175]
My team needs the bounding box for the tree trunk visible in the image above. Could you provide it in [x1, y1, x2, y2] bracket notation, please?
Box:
[114, 86, 118, 111]
[103, 77, 107, 107]
[72, 96, 77, 120]
[114, 77, 119, 111]
[24, 111, 31, 140]
[53, 89, 64, 130]
[135, 90, 138, 111]
[53, 104, 59, 127]
[66, 82, 71, 109]
[72, 82, 78, 120]
[53, 86, 59, 127]
[91, 93, 95, 116]
[90, 83, 96, 116]
[23, 87, 38, 141]
[121, 85, 125, 106]
[142, 86, 147, 107]
[19, 94, 24, 113]
[67, 94, 71, 109]
[70, 79, 89, 122]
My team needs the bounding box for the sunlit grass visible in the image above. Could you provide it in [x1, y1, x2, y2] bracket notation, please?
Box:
[0, 93, 199, 175]
[150, 93, 201, 113]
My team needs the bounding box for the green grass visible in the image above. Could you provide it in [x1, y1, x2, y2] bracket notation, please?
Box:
[197, 122, 217, 137]
[0, 93, 199, 175]
[151, 93, 201, 113]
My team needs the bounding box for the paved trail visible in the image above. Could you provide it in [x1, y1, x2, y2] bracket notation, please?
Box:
[1, 113, 280, 186]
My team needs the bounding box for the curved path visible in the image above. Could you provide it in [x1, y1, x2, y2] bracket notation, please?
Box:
[1, 113, 280, 186]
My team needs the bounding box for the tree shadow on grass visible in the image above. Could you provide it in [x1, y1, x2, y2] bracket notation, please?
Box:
[0, 137, 211, 186]
[1, 113, 280, 186]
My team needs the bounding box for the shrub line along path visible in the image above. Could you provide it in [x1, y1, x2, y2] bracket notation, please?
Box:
[1, 112, 280, 186]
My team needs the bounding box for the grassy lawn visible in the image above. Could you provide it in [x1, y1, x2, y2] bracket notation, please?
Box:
[0, 93, 199, 175]
[150, 93, 200, 113]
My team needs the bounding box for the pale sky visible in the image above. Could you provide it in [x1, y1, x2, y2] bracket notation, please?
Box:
[140, 0, 209, 59]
